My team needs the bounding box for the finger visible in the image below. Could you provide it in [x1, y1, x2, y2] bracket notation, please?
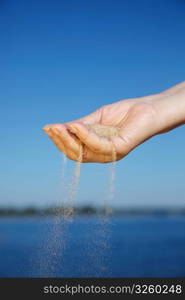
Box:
[51, 128, 82, 162]
[48, 128, 80, 161]
[67, 123, 113, 154]
[55, 128, 84, 162]
[51, 124, 81, 154]
[43, 123, 81, 154]
[46, 128, 67, 155]
[44, 125, 85, 161]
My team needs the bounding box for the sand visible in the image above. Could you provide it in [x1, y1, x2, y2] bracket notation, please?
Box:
[39, 124, 118, 276]
[63, 143, 83, 219]
[85, 124, 118, 214]
[77, 124, 118, 276]
[37, 149, 83, 276]
[86, 124, 120, 139]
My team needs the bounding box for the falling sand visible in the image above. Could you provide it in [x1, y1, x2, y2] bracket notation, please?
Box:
[63, 144, 83, 220]
[39, 124, 118, 276]
[37, 147, 83, 276]
[77, 124, 118, 276]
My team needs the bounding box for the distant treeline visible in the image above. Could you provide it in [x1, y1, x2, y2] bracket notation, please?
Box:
[0, 206, 185, 216]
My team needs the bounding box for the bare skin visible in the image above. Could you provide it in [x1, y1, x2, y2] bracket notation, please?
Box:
[43, 81, 185, 163]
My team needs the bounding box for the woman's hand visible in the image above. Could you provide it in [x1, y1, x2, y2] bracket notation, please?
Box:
[43, 81, 185, 163]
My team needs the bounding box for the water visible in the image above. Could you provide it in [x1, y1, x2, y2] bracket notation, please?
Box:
[0, 215, 185, 277]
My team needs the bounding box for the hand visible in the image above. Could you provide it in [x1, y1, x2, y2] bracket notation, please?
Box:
[43, 81, 185, 163]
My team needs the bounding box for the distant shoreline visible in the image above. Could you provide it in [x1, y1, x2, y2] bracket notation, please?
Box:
[0, 206, 185, 217]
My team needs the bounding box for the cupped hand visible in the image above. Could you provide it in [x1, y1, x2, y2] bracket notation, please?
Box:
[43, 82, 184, 163]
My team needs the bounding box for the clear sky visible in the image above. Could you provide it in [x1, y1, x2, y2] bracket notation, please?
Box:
[0, 0, 185, 209]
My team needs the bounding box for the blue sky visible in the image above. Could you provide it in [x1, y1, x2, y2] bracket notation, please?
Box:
[0, 0, 185, 208]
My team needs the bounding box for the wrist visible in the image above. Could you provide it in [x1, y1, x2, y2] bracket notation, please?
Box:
[152, 86, 185, 134]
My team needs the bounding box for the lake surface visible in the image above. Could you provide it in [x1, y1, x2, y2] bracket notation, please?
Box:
[0, 215, 185, 277]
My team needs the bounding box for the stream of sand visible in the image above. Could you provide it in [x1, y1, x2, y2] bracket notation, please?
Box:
[38, 124, 118, 276]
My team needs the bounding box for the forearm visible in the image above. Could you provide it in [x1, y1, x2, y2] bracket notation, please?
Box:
[153, 82, 185, 133]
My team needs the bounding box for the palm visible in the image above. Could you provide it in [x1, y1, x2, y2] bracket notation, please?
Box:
[44, 96, 159, 163]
